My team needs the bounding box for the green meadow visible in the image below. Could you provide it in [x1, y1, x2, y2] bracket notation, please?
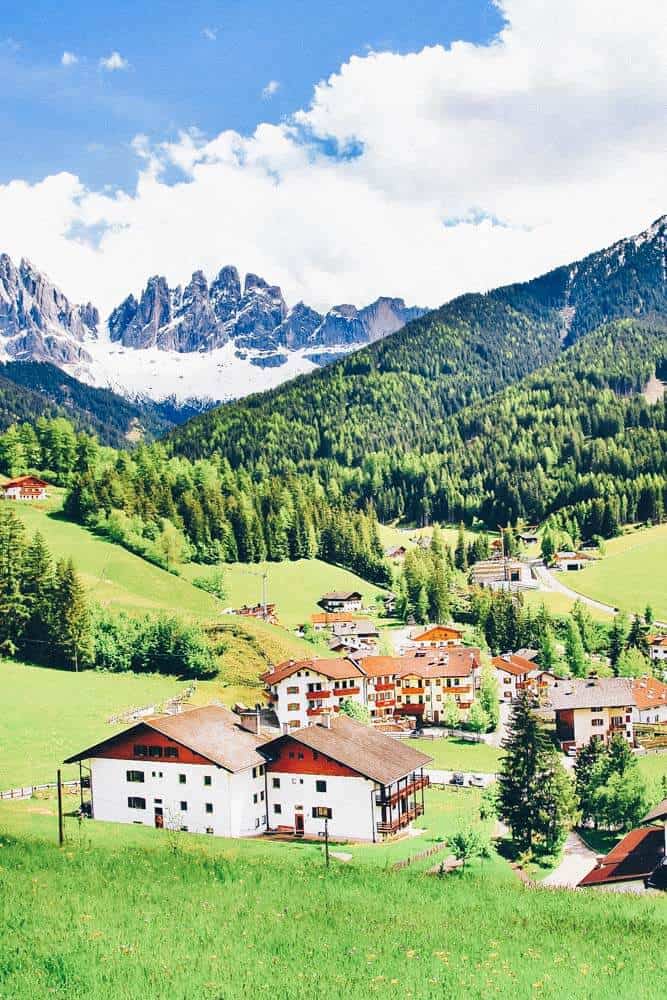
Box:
[180, 557, 387, 628]
[0, 793, 665, 1000]
[410, 738, 502, 774]
[554, 523, 667, 620]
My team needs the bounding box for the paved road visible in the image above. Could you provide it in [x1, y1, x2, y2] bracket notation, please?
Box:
[541, 831, 598, 888]
[533, 564, 617, 616]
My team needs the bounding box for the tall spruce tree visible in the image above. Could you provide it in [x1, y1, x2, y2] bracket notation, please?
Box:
[53, 558, 93, 671]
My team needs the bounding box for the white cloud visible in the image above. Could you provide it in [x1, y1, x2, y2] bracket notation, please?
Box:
[202, 27, 217, 42]
[61, 51, 78, 66]
[0, 0, 665, 318]
[262, 79, 280, 99]
[99, 51, 129, 72]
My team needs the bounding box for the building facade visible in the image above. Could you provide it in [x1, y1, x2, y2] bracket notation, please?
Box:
[261, 658, 366, 730]
[318, 591, 363, 613]
[547, 677, 636, 750]
[1, 475, 48, 500]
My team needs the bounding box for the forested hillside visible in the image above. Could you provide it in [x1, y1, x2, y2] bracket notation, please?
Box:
[168, 217, 665, 471]
[0, 362, 201, 446]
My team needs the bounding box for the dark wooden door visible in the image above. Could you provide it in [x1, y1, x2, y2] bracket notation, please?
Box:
[294, 812, 304, 837]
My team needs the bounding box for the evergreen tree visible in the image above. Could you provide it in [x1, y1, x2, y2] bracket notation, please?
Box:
[498, 692, 572, 852]
[479, 665, 500, 732]
[52, 558, 93, 671]
[608, 614, 628, 672]
[0, 506, 28, 652]
[538, 626, 559, 674]
[22, 531, 55, 660]
[564, 618, 588, 677]
[454, 523, 468, 571]
[467, 699, 489, 734]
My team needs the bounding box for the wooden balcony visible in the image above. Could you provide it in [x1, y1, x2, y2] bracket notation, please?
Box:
[376, 803, 424, 834]
[306, 689, 331, 700]
[376, 774, 429, 807]
[401, 686, 425, 696]
[375, 682, 395, 692]
[375, 698, 395, 708]
[334, 686, 361, 696]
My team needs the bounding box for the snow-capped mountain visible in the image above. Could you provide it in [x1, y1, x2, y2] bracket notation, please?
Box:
[0, 256, 425, 402]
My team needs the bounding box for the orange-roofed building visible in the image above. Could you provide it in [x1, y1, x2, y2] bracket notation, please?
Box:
[1, 475, 48, 501]
[411, 624, 464, 649]
[631, 676, 667, 724]
[261, 658, 365, 730]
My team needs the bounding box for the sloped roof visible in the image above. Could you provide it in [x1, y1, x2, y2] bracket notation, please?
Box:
[547, 677, 635, 711]
[320, 591, 362, 601]
[64, 705, 266, 773]
[412, 625, 464, 641]
[632, 676, 667, 711]
[261, 657, 363, 685]
[642, 798, 667, 824]
[491, 653, 536, 676]
[356, 649, 480, 679]
[2, 475, 48, 488]
[578, 826, 664, 887]
[261, 715, 432, 785]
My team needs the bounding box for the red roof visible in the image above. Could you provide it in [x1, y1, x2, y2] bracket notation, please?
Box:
[632, 676, 667, 711]
[491, 653, 536, 676]
[357, 649, 480, 679]
[412, 625, 464, 642]
[2, 475, 48, 489]
[262, 658, 363, 685]
[578, 826, 665, 887]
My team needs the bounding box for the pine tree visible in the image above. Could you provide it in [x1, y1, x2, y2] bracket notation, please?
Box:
[498, 691, 568, 852]
[479, 665, 500, 731]
[564, 618, 587, 677]
[53, 558, 92, 671]
[0, 506, 28, 652]
[454, 523, 468, 571]
[538, 626, 559, 674]
[608, 614, 628, 672]
[22, 531, 55, 661]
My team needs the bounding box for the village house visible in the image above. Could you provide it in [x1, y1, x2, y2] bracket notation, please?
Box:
[546, 677, 635, 751]
[357, 648, 482, 724]
[235, 603, 279, 625]
[648, 635, 667, 663]
[631, 676, 667, 725]
[318, 590, 363, 613]
[65, 707, 432, 843]
[469, 558, 534, 591]
[385, 545, 407, 561]
[491, 653, 556, 702]
[518, 529, 539, 545]
[261, 658, 366, 730]
[329, 620, 380, 653]
[552, 551, 591, 572]
[578, 798, 667, 893]
[64, 706, 270, 837]
[1, 475, 48, 501]
[260, 715, 431, 841]
[409, 624, 464, 649]
[308, 611, 358, 632]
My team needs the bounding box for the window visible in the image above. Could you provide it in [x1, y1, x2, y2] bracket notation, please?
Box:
[289, 720, 300, 728]
[273, 803, 282, 814]
[204, 775, 212, 786]
[151, 771, 163, 778]
[288, 751, 295, 759]
[590, 707, 603, 713]
[179, 774, 186, 784]
[272, 777, 281, 789]
[180, 801, 188, 811]
[316, 780, 327, 793]
[164, 747, 179, 759]
[312, 806, 332, 819]
[206, 827, 214, 835]
[255, 817, 261, 829]
[154, 798, 162, 804]
[287, 685, 299, 694]
[298, 752, 304, 760]
[205, 803, 213, 814]
[260, 790, 265, 801]
[128, 797, 146, 809]
[591, 718, 604, 727]
[253, 793, 258, 804]
[313, 752, 319, 760]
[180, 826, 188, 832]
[133, 744, 148, 757]
[288, 703, 300, 712]
[126, 770, 144, 783]
[149, 746, 162, 758]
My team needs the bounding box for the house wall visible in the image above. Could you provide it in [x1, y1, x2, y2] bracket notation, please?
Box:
[571, 706, 634, 745]
[270, 667, 364, 729]
[633, 704, 667, 724]
[266, 768, 378, 841]
[89, 757, 268, 837]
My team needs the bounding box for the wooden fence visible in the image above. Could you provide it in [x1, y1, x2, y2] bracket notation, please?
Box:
[0, 780, 80, 802]
[392, 840, 450, 871]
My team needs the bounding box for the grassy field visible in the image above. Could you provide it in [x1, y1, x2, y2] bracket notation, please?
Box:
[11, 493, 220, 618]
[0, 660, 185, 788]
[637, 752, 667, 787]
[0, 794, 664, 999]
[410, 738, 502, 774]
[555, 523, 667, 620]
[378, 522, 481, 553]
[181, 557, 387, 628]
[522, 588, 614, 621]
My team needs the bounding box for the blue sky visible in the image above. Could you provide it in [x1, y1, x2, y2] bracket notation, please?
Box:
[0, 1, 663, 318]
[0, 0, 502, 191]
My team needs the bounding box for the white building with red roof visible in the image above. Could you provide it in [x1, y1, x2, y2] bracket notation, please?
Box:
[65, 708, 432, 843]
[1, 475, 48, 500]
[648, 635, 667, 663]
[261, 658, 366, 730]
[491, 653, 555, 702]
[631, 676, 667, 724]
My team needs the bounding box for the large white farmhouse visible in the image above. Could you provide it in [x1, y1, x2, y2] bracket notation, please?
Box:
[65, 707, 432, 843]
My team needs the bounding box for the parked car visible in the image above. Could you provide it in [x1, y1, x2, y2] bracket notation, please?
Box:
[468, 774, 485, 787]
[450, 772, 466, 786]
[566, 745, 578, 758]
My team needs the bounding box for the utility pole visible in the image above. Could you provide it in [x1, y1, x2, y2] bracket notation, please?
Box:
[324, 817, 329, 868]
[57, 769, 64, 846]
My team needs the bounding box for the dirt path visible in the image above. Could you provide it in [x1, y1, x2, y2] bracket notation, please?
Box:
[533, 564, 617, 615]
[541, 831, 598, 888]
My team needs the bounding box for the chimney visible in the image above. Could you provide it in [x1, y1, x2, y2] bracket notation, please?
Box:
[322, 713, 333, 729]
[240, 710, 262, 736]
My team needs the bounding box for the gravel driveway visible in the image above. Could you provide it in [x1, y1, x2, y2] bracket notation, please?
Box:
[541, 831, 598, 888]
